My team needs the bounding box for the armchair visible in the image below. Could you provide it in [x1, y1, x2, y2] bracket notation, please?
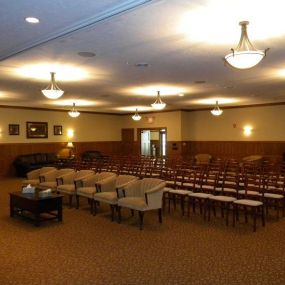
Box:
[93, 175, 139, 220]
[56, 170, 95, 207]
[22, 166, 57, 187]
[38, 168, 75, 191]
[117, 178, 166, 229]
[76, 172, 116, 212]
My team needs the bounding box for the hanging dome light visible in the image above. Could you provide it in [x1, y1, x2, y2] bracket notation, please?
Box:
[211, 101, 223, 116]
[41, 72, 64, 99]
[68, 103, 80, 118]
[132, 108, 141, 121]
[151, 91, 166, 110]
[225, 21, 269, 69]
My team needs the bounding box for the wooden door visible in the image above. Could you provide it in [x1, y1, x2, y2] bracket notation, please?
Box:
[121, 128, 135, 155]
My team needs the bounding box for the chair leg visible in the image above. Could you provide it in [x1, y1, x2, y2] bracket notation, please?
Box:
[253, 207, 257, 232]
[225, 203, 230, 227]
[110, 205, 115, 222]
[69, 195, 73, 208]
[244, 206, 248, 223]
[117, 206, 121, 224]
[158, 208, 162, 223]
[232, 204, 236, 227]
[181, 196, 185, 216]
[76, 195, 79, 209]
[93, 200, 97, 216]
[261, 205, 265, 227]
[139, 211, 144, 230]
[90, 199, 94, 214]
[130, 209, 134, 216]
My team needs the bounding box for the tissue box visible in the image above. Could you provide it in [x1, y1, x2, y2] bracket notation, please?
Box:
[22, 186, 35, 194]
[38, 189, 52, 198]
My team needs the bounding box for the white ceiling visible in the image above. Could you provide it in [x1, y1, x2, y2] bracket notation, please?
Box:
[1, 0, 285, 114]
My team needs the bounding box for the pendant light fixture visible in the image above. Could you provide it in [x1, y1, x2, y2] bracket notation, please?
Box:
[68, 103, 80, 118]
[151, 91, 166, 110]
[225, 21, 269, 69]
[132, 108, 141, 121]
[211, 101, 223, 116]
[41, 72, 64, 99]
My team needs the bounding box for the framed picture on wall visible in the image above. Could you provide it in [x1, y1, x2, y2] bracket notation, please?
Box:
[54, 125, 62, 135]
[26, 122, 48, 138]
[9, 124, 20, 135]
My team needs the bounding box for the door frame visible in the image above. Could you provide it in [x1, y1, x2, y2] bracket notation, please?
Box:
[137, 127, 167, 157]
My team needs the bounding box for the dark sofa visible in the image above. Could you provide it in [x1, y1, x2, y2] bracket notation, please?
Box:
[81, 150, 108, 161]
[13, 153, 58, 177]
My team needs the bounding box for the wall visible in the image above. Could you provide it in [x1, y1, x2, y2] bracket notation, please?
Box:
[0, 107, 123, 176]
[181, 105, 285, 160]
[181, 105, 285, 141]
[0, 107, 122, 143]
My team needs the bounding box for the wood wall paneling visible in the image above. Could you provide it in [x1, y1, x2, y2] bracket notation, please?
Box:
[0, 141, 121, 177]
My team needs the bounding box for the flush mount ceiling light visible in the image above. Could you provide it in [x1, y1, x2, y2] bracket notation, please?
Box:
[151, 91, 166, 110]
[68, 103, 80, 118]
[211, 101, 223, 116]
[25, 17, 40, 24]
[225, 21, 269, 69]
[41, 72, 64, 99]
[132, 109, 142, 121]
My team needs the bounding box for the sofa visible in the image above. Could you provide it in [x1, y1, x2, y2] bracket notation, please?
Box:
[81, 150, 108, 161]
[13, 153, 58, 177]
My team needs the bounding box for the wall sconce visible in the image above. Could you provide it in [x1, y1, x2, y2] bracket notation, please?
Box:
[243, 125, 253, 136]
[67, 129, 74, 139]
[66, 142, 74, 157]
[146, 116, 155, 124]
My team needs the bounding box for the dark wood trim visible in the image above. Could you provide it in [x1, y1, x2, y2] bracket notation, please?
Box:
[2, 101, 285, 116]
[0, 105, 123, 116]
[181, 101, 285, 113]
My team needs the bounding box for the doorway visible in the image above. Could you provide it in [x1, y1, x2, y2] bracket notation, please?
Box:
[138, 128, 167, 157]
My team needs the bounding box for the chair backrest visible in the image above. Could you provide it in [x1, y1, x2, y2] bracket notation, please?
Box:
[57, 168, 75, 177]
[116, 175, 139, 189]
[75, 170, 95, 180]
[39, 166, 57, 175]
[95, 171, 116, 182]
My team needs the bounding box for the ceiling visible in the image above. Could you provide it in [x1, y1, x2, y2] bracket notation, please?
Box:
[1, 0, 285, 114]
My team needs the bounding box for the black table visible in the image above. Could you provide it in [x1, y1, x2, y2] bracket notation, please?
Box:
[10, 191, 63, 227]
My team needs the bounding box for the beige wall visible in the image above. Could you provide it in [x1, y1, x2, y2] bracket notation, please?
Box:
[1, 104, 285, 144]
[121, 111, 181, 141]
[181, 105, 285, 141]
[0, 108, 122, 143]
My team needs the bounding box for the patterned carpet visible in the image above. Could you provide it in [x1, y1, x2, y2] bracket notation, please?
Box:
[1, 178, 285, 285]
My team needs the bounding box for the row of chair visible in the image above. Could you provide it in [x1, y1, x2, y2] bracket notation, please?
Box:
[22, 166, 166, 230]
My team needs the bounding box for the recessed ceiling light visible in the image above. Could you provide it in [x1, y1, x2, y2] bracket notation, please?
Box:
[25, 17, 40, 24]
[77, 52, 96, 58]
[134, 63, 149, 67]
[178, 93, 184, 97]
